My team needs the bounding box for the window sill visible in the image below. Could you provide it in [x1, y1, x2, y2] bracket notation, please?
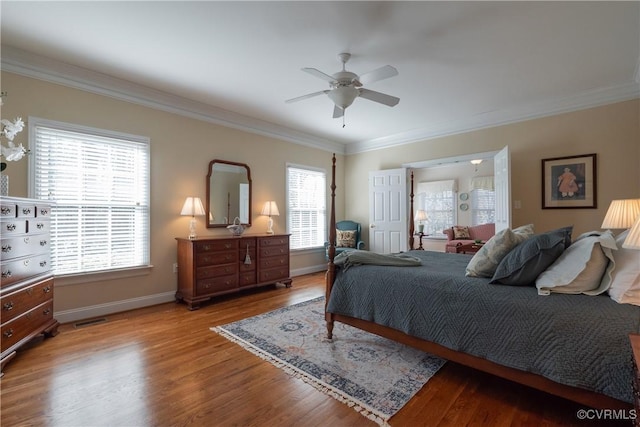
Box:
[55, 265, 154, 287]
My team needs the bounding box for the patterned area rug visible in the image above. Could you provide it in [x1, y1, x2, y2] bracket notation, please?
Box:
[211, 297, 445, 426]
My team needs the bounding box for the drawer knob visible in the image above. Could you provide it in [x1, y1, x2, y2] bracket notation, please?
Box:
[6, 223, 16, 231]
[40, 260, 48, 268]
[23, 259, 30, 266]
[40, 208, 49, 216]
[22, 207, 32, 215]
[1, 207, 12, 215]
[3, 301, 14, 311]
[40, 240, 48, 246]
[3, 329, 13, 338]
[1, 270, 12, 278]
[43, 308, 51, 315]
[37, 223, 45, 229]
[43, 286, 51, 293]
[1, 244, 11, 253]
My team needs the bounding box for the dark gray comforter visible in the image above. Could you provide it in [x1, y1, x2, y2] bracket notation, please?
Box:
[326, 250, 640, 403]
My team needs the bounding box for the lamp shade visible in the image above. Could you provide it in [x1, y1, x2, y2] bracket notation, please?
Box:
[261, 201, 279, 216]
[181, 197, 205, 216]
[601, 199, 640, 229]
[415, 209, 428, 222]
[623, 217, 640, 250]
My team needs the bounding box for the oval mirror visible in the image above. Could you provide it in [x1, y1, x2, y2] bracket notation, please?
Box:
[206, 160, 252, 228]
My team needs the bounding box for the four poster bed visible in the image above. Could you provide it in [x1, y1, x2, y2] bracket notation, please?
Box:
[324, 154, 637, 409]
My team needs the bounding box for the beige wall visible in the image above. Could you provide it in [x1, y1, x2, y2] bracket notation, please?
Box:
[3, 71, 638, 320]
[1, 72, 344, 319]
[345, 99, 640, 247]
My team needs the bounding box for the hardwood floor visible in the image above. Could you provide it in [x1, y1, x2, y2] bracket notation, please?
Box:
[0, 272, 629, 426]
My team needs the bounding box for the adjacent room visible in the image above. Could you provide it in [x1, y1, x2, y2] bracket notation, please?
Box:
[1, 2, 639, 426]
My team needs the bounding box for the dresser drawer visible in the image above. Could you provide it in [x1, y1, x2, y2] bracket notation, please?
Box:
[259, 266, 290, 283]
[1, 278, 54, 324]
[1, 218, 28, 236]
[260, 245, 289, 258]
[1, 234, 51, 262]
[195, 239, 239, 253]
[1, 299, 54, 353]
[28, 219, 50, 234]
[1, 254, 51, 287]
[196, 275, 238, 295]
[239, 271, 257, 286]
[196, 263, 237, 280]
[196, 251, 237, 267]
[259, 255, 288, 270]
[259, 236, 289, 247]
[15, 203, 37, 219]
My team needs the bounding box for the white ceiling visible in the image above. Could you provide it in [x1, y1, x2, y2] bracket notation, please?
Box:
[1, 1, 639, 154]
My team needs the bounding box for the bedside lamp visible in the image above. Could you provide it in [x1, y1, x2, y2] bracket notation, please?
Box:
[181, 196, 205, 239]
[601, 199, 640, 231]
[624, 217, 640, 250]
[261, 201, 279, 235]
[415, 209, 428, 233]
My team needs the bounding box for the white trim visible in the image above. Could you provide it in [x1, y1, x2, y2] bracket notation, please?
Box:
[54, 290, 175, 324]
[3, 46, 638, 157]
[54, 266, 325, 324]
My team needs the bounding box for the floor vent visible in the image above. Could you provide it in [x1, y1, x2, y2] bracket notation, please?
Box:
[74, 317, 108, 328]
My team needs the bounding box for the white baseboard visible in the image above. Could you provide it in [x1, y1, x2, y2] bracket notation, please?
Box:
[54, 291, 176, 324]
[55, 267, 327, 324]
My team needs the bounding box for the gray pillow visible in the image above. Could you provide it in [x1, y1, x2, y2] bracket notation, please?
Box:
[490, 226, 572, 286]
[465, 224, 535, 278]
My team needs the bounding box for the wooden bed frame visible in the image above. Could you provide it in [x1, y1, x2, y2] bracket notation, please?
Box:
[324, 153, 630, 410]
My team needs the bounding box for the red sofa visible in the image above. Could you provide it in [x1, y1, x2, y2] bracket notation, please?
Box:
[443, 223, 495, 253]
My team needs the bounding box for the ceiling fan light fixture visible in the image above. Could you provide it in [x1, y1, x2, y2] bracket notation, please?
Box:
[327, 86, 359, 109]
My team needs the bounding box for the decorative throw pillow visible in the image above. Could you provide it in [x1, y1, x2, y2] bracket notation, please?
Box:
[465, 224, 534, 278]
[336, 229, 357, 248]
[537, 230, 616, 295]
[491, 226, 572, 286]
[453, 225, 471, 239]
[607, 230, 640, 305]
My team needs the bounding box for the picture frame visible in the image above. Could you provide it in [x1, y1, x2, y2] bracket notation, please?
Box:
[541, 153, 597, 209]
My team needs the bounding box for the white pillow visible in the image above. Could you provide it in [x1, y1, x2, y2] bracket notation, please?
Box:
[466, 224, 534, 277]
[608, 230, 640, 305]
[536, 230, 616, 295]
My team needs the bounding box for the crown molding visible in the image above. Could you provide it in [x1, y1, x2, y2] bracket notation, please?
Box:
[2, 46, 638, 157]
[0, 46, 345, 155]
[346, 81, 640, 155]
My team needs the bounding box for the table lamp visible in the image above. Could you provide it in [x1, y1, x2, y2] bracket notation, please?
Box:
[181, 196, 205, 239]
[261, 201, 279, 234]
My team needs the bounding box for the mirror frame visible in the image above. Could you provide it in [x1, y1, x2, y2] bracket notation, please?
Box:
[206, 159, 252, 228]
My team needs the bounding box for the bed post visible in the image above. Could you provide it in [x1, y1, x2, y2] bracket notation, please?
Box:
[325, 153, 336, 339]
[409, 170, 415, 250]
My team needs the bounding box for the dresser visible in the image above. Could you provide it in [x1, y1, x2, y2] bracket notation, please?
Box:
[1, 196, 59, 376]
[175, 234, 291, 310]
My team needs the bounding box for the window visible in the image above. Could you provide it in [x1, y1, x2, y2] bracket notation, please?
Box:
[416, 180, 457, 236]
[470, 176, 495, 225]
[29, 117, 150, 276]
[286, 164, 326, 250]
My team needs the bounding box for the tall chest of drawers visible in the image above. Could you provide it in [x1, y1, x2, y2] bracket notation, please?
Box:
[1, 196, 59, 376]
[176, 234, 292, 310]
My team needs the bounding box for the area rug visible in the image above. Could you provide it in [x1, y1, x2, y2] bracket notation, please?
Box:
[211, 297, 445, 426]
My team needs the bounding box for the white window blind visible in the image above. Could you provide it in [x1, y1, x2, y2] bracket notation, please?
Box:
[416, 180, 457, 236]
[286, 165, 326, 250]
[30, 118, 150, 276]
[470, 176, 495, 226]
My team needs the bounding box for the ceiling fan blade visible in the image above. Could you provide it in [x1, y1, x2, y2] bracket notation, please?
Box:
[332, 105, 344, 119]
[285, 90, 329, 104]
[358, 88, 400, 107]
[301, 67, 336, 83]
[359, 65, 398, 85]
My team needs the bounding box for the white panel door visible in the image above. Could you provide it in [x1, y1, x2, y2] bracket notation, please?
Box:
[369, 168, 407, 253]
[494, 146, 511, 233]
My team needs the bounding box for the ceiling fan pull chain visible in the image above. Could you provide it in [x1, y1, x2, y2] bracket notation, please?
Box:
[342, 111, 346, 128]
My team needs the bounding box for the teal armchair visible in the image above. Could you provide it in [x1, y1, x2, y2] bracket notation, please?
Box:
[324, 220, 365, 260]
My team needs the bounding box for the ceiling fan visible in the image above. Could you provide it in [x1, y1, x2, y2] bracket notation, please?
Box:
[285, 53, 400, 121]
